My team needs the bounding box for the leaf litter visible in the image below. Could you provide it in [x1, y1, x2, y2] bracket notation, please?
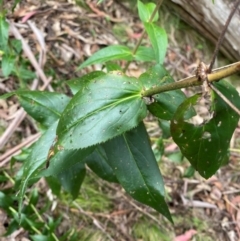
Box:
[1, 0, 240, 240]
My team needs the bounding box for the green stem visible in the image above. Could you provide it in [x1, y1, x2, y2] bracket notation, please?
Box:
[141, 61, 240, 97]
[123, 0, 163, 72]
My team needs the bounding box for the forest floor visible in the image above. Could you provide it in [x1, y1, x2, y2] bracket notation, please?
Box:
[1, 0, 240, 241]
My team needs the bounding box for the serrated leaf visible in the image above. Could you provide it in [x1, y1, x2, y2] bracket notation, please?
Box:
[78, 45, 133, 70]
[85, 145, 118, 183]
[18, 121, 58, 216]
[144, 23, 167, 64]
[0, 15, 9, 52]
[140, 64, 188, 120]
[67, 71, 105, 95]
[103, 122, 172, 222]
[2, 54, 15, 77]
[171, 81, 240, 178]
[134, 46, 155, 62]
[138, 0, 158, 23]
[16, 90, 70, 128]
[56, 72, 147, 150]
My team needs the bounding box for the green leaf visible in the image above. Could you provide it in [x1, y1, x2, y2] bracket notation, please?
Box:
[103, 122, 172, 222]
[144, 23, 167, 64]
[85, 146, 118, 183]
[56, 71, 147, 150]
[140, 64, 188, 120]
[16, 90, 70, 128]
[31, 235, 55, 241]
[158, 119, 171, 138]
[45, 176, 61, 196]
[137, 0, 158, 23]
[55, 162, 86, 199]
[10, 39, 22, 54]
[134, 46, 155, 62]
[67, 71, 105, 95]
[171, 80, 240, 178]
[78, 45, 133, 70]
[0, 91, 15, 99]
[13, 66, 36, 81]
[42, 147, 94, 198]
[2, 54, 15, 77]
[0, 15, 9, 52]
[0, 191, 14, 209]
[42, 147, 94, 178]
[104, 62, 122, 72]
[18, 121, 58, 216]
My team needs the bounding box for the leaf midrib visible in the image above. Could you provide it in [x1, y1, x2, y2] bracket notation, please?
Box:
[59, 93, 142, 134]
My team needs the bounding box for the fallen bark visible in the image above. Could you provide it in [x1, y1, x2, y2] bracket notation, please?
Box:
[166, 0, 240, 62]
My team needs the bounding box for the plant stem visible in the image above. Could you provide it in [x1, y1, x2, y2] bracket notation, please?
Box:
[141, 61, 240, 97]
[123, 0, 163, 72]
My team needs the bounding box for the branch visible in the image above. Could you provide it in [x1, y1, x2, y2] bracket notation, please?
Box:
[141, 61, 240, 97]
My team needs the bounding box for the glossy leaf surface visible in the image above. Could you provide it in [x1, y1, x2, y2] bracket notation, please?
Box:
[134, 46, 155, 62]
[78, 45, 133, 70]
[17, 90, 70, 128]
[41, 141, 94, 199]
[171, 81, 240, 178]
[140, 64, 187, 120]
[55, 162, 86, 199]
[85, 146, 118, 183]
[144, 23, 167, 64]
[43, 147, 94, 178]
[18, 121, 58, 215]
[103, 122, 172, 222]
[67, 71, 105, 95]
[56, 72, 147, 150]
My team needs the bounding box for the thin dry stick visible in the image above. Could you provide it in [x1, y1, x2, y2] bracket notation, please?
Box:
[73, 201, 115, 241]
[9, 22, 53, 91]
[209, 83, 240, 115]
[206, 0, 240, 116]
[208, 0, 240, 72]
[0, 133, 41, 167]
[0, 78, 38, 149]
[0, 22, 53, 150]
